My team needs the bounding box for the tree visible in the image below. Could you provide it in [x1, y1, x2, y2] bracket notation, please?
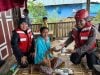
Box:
[28, 1, 47, 23]
[92, 10, 100, 24]
[96, 10, 100, 20]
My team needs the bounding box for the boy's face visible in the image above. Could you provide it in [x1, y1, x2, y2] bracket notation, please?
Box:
[43, 19, 47, 23]
[23, 12, 28, 16]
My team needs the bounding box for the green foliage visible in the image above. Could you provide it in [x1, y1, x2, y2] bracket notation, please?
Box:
[92, 10, 100, 24]
[96, 10, 100, 20]
[28, 1, 47, 23]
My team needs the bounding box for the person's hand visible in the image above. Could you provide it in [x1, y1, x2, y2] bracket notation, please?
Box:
[21, 56, 28, 64]
[75, 48, 83, 55]
[60, 43, 66, 48]
[43, 58, 51, 68]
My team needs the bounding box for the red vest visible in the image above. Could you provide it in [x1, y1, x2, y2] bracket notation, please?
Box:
[16, 28, 33, 53]
[72, 22, 96, 51]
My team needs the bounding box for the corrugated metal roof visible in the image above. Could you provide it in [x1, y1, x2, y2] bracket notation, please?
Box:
[34, 0, 100, 6]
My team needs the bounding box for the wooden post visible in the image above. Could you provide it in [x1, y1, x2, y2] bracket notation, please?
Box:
[86, 0, 90, 14]
[12, 8, 21, 28]
[25, 0, 27, 9]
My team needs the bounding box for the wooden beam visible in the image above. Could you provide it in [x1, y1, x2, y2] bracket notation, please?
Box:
[12, 8, 21, 28]
[86, 0, 90, 14]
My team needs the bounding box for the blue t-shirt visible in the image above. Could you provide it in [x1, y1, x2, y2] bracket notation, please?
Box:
[34, 36, 53, 64]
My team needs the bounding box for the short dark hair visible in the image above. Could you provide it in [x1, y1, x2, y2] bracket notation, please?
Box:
[43, 17, 47, 20]
[23, 9, 29, 14]
[18, 18, 28, 27]
[40, 26, 49, 33]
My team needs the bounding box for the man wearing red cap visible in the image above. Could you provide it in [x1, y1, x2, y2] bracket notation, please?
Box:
[62, 9, 98, 69]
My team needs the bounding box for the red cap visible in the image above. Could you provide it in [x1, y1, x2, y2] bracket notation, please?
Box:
[75, 9, 88, 20]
